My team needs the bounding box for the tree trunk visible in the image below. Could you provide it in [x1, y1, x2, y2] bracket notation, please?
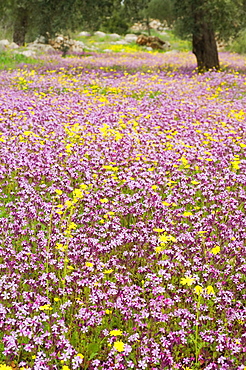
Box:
[13, 7, 28, 46]
[146, 15, 151, 36]
[192, 23, 220, 72]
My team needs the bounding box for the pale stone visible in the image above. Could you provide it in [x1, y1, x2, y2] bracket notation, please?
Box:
[20, 50, 36, 58]
[28, 43, 55, 52]
[8, 42, 19, 49]
[109, 33, 121, 39]
[111, 40, 129, 45]
[34, 36, 46, 44]
[0, 39, 10, 47]
[165, 50, 179, 54]
[124, 34, 138, 42]
[78, 31, 91, 37]
[94, 31, 106, 38]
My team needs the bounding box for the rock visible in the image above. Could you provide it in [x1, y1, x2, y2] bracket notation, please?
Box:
[111, 40, 129, 45]
[84, 44, 97, 51]
[109, 33, 121, 39]
[47, 34, 87, 54]
[70, 40, 86, 52]
[19, 50, 36, 58]
[131, 19, 167, 32]
[0, 40, 18, 50]
[78, 31, 91, 37]
[0, 39, 10, 48]
[8, 42, 19, 49]
[28, 43, 55, 53]
[145, 46, 153, 51]
[149, 20, 164, 30]
[164, 41, 171, 49]
[94, 31, 106, 38]
[136, 35, 170, 50]
[124, 34, 138, 43]
[33, 35, 46, 44]
[131, 22, 146, 32]
[165, 50, 179, 54]
[136, 35, 148, 46]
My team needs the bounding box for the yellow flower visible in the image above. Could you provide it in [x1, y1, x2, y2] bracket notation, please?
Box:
[76, 353, 84, 359]
[162, 201, 170, 206]
[110, 329, 123, 336]
[206, 285, 215, 295]
[231, 160, 240, 170]
[113, 341, 125, 352]
[194, 285, 203, 295]
[191, 180, 200, 185]
[65, 200, 73, 208]
[39, 304, 52, 311]
[159, 233, 177, 243]
[55, 243, 63, 250]
[55, 189, 62, 195]
[103, 269, 113, 274]
[151, 185, 158, 190]
[73, 188, 83, 199]
[54, 297, 60, 302]
[180, 276, 195, 286]
[100, 198, 109, 203]
[105, 309, 112, 314]
[0, 365, 13, 370]
[183, 211, 193, 217]
[153, 228, 165, 232]
[62, 366, 70, 370]
[155, 246, 162, 253]
[85, 262, 93, 268]
[67, 222, 77, 230]
[210, 246, 220, 254]
[180, 156, 188, 165]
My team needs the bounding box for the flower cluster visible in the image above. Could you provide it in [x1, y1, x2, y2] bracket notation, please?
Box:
[0, 50, 245, 369]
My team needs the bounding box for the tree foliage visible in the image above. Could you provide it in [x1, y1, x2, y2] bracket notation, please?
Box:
[172, 0, 246, 71]
[146, 0, 175, 27]
[173, 0, 246, 41]
[0, 0, 119, 44]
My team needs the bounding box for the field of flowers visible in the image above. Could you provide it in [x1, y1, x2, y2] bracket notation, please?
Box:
[0, 50, 245, 370]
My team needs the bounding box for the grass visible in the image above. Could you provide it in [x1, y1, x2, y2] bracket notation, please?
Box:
[0, 50, 39, 70]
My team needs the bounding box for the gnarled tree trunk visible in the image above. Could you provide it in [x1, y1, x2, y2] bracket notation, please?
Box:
[192, 22, 220, 72]
[13, 7, 28, 46]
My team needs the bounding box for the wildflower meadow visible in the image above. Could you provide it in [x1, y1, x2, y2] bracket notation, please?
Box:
[0, 50, 245, 370]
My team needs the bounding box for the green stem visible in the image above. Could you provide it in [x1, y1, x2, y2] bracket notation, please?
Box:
[46, 204, 54, 299]
[62, 206, 75, 298]
[195, 294, 201, 365]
